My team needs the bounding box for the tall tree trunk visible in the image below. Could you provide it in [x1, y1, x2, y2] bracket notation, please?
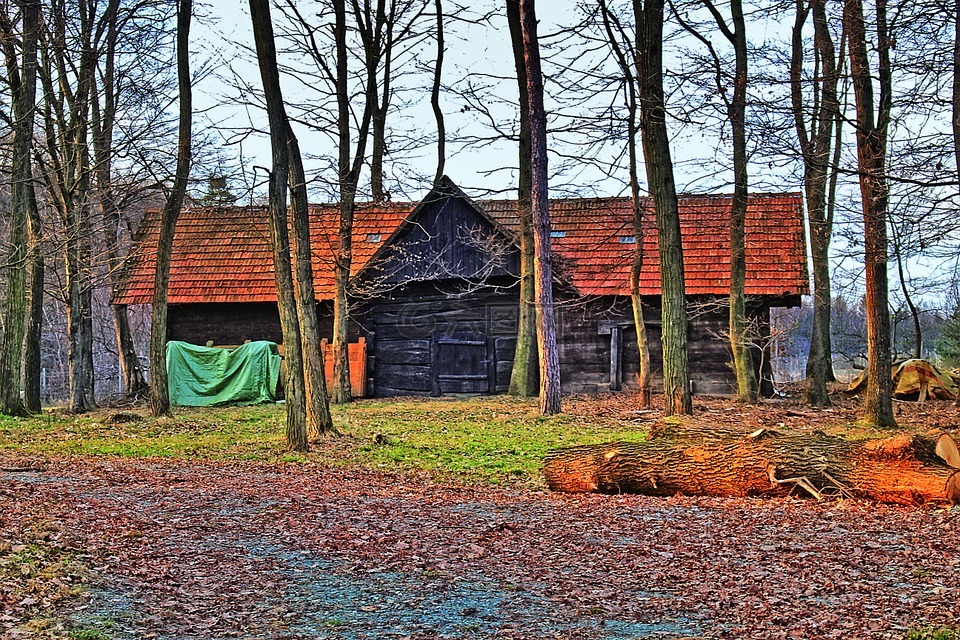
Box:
[332, 0, 380, 404]
[250, 0, 315, 450]
[332, 0, 353, 405]
[518, 0, 561, 415]
[635, 0, 690, 415]
[287, 116, 335, 436]
[954, 0, 960, 185]
[92, 0, 147, 399]
[598, 0, 651, 406]
[725, 0, 757, 403]
[793, 0, 842, 406]
[506, 0, 537, 398]
[65, 2, 98, 414]
[150, 0, 192, 417]
[431, 0, 445, 183]
[67, 208, 97, 413]
[844, 0, 895, 427]
[0, 0, 40, 416]
[370, 7, 393, 203]
[24, 185, 44, 413]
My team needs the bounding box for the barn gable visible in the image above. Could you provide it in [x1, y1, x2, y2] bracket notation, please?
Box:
[359, 176, 520, 289]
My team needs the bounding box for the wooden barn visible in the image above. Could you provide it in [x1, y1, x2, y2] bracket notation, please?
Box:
[114, 177, 808, 397]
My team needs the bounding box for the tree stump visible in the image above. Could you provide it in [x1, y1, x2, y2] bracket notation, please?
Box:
[543, 426, 960, 505]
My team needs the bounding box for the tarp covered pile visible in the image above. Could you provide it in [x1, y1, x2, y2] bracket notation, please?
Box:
[166, 341, 282, 407]
[846, 359, 959, 401]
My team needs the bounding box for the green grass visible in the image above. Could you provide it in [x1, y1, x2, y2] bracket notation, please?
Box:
[907, 628, 960, 640]
[0, 396, 647, 485]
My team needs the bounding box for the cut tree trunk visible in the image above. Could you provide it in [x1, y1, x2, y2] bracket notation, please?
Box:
[544, 427, 960, 505]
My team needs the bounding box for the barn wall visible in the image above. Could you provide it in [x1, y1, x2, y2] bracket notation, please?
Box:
[358, 281, 520, 397]
[167, 301, 349, 345]
[167, 294, 773, 398]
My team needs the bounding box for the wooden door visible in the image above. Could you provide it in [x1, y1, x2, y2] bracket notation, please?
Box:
[432, 331, 493, 395]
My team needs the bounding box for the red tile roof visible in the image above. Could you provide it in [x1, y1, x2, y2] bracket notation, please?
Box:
[115, 203, 414, 305]
[114, 193, 807, 305]
[483, 193, 808, 297]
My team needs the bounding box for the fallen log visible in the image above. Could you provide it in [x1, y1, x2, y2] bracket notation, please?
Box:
[543, 428, 960, 505]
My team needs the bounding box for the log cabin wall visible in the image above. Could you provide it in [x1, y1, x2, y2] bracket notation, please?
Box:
[167, 301, 362, 346]
[356, 281, 520, 397]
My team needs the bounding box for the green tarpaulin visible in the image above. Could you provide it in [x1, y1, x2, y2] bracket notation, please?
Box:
[166, 341, 282, 407]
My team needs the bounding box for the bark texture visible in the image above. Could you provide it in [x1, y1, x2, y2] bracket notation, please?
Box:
[287, 122, 334, 436]
[544, 427, 960, 505]
[250, 0, 317, 450]
[633, 0, 690, 415]
[150, 0, 192, 417]
[519, 0, 561, 415]
[0, 0, 41, 416]
[792, 0, 841, 406]
[844, 0, 895, 427]
[506, 0, 537, 398]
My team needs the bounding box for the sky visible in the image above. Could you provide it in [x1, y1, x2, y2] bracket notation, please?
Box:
[189, 0, 770, 205]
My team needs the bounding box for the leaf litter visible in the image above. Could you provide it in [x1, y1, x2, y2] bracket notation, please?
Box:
[2, 453, 959, 639]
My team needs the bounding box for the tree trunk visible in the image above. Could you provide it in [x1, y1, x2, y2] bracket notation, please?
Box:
[893, 228, 922, 359]
[954, 0, 960, 186]
[371, 1, 393, 202]
[544, 428, 960, 505]
[793, 0, 841, 406]
[250, 0, 311, 451]
[66, 217, 97, 413]
[597, 0, 651, 407]
[844, 0, 895, 428]
[506, 0, 537, 398]
[287, 126, 334, 436]
[634, 0, 690, 415]
[24, 193, 44, 413]
[519, 0, 561, 415]
[726, 0, 757, 404]
[431, 0, 445, 183]
[91, 0, 148, 401]
[150, 0, 192, 417]
[0, 0, 40, 416]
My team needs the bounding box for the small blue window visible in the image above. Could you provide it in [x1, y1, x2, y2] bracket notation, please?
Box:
[366, 233, 382, 242]
[619, 235, 636, 244]
[550, 230, 566, 239]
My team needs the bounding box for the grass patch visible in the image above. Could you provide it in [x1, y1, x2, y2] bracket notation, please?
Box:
[907, 628, 960, 640]
[0, 396, 647, 485]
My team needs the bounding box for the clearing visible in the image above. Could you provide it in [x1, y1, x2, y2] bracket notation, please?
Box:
[1, 392, 959, 639]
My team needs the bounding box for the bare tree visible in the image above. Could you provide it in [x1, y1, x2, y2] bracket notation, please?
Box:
[675, 0, 756, 403]
[843, 0, 895, 427]
[636, 0, 691, 415]
[597, 0, 652, 407]
[91, 0, 148, 401]
[35, 0, 100, 412]
[505, 0, 537, 398]
[518, 0, 561, 415]
[791, 0, 844, 406]
[251, 0, 334, 444]
[431, 0, 445, 182]
[0, 0, 40, 416]
[149, 0, 192, 417]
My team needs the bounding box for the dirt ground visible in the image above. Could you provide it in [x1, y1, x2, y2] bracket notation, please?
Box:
[2, 392, 960, 639]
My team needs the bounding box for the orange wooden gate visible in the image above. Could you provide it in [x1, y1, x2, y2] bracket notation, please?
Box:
[320, 337, 367, 398]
